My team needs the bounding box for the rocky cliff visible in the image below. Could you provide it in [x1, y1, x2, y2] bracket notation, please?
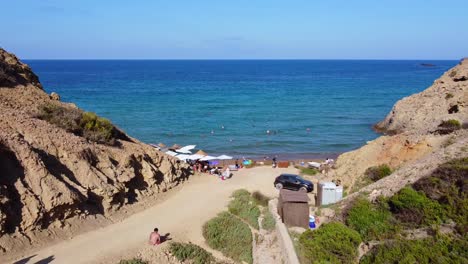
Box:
[376, 59, 468, 134]
[331, 59, 467, 192]
[0, 48, 191, 252]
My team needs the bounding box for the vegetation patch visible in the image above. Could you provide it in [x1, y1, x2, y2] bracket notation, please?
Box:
[351, 164, 392, 193]
[365, 164, 392, 181]
[436, 119, 462, 134]
[299, 222, 362, 264]
[169, 242, 215, 264]
[345, 197, 398, 241]
[388, 187, 446, 227]
[36, 103, 128, 145]
[228, 189, 261, 229]
[413, 157, 468, 233]
[449, 70, 457, 77]
[445, 93, 454, 99]
[299, 167, 319, 175]
[361, 236, 468, 264]
[252, 191, 270, 207]
[262, 209, 276, 231]
[118, 258, 148, 264]
[203, 211, 253, 264]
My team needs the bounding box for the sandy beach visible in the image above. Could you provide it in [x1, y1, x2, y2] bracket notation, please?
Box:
[7, 166, 301, 264]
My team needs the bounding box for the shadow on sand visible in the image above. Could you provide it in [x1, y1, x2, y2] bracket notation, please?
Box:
[13, 255, 54, 264]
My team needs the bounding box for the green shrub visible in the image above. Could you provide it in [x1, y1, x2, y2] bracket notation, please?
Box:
[389, 187, 446, 227]
[345, 197, 398, 241]
[36, 103, 120, 145]
[169, 242, 215, 264]
[118, 258, 147, 264]
[228, 190, 261, 229]
[299, 222, 362, 264]
[203, 212, 253, 264]
[361, 236, 468, 264]
[80, 112, 115, 144]
[300, 167, 319, 175]
[252, 191, 270, 207]
[437, 119, 462, 134]
[440, 119, 461, 128]
[365, 164, 392, 182]
[231, 189, 250, 199]
[445, 93, 454, 99]
[262, 210, 276, 231]
[414, 157, 468, 234]
[449, 70, 457, 77]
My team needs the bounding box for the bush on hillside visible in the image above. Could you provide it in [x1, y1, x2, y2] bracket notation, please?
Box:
[414, 157, 468, 234]
[203, 212, 253, 264]
[228, 189, 261, 229]
[365, 164, 392, 182]
[36, 103, 122, 145]
[388, 187, 446, 227]
[361, 236, 468, 264]
[299, 222, 362, 264]
[436, 119, 462, 134]
[345, 197, 398, 241]
[169, 242, 215, 264]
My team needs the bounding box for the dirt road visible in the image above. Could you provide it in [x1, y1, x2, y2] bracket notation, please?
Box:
[10, 166, 297, 264]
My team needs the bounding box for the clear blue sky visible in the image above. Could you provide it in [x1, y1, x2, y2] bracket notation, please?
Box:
[1, 0, 467, 59]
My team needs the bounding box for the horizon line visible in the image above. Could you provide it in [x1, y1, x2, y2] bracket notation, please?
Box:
[23, 58, 461, 61]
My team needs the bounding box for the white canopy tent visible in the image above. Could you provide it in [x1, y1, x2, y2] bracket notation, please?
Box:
[188, 154, 205, 160]
[217, 155, 233, 160]
[200, 155, 217, 161]
[177, 145, 196, 154]
[166, 150, 178, 157]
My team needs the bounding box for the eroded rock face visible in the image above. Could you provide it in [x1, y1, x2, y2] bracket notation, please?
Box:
[0, 48, 42, 89]
[0, 48, 191, 239]
[332, 59, 467, 191]
[375, 58, 468, 135]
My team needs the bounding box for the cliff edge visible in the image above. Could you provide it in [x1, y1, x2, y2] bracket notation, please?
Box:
[376, 58, 468, 134]
[0, 48, 191, 253]
[331, 59, 467, 192]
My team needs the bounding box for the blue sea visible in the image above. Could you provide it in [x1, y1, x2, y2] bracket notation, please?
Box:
[26, 60, 457, 159]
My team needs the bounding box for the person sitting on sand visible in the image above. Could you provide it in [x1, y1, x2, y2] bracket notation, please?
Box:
[149, 227, 161, 246]
[222, 166, 231, 178]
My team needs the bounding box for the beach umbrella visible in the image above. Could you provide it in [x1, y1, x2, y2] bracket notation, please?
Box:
[179, 145, 196, 152]
[176, 149, 192, 154]
[195, 150, 208, 156]
[217, 155, 233, 160]
[216, 154, 233, 167]
[188, 154, 204, 160]
[165, 150, 178, 157]
[200, 155, 217, 161]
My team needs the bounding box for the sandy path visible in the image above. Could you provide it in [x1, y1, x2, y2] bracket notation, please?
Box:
[10, 166, 296, 264]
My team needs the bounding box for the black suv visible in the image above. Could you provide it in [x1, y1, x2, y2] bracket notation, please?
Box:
[274, 174, 313, 192]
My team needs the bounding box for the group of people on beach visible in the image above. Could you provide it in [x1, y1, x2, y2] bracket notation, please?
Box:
[188, 159, 238, 179]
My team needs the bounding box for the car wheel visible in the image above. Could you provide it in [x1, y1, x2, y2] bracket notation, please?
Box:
[275, 183, 283, 190]
[299, 186, 307, 192]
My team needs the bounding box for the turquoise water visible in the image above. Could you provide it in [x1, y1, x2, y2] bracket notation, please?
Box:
[26, 60, 456, 158]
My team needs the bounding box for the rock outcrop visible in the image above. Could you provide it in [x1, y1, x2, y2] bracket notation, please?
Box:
[376, 58, 468, 134]
[332, 58, 467, 191]
[0, 48, 191, 251]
